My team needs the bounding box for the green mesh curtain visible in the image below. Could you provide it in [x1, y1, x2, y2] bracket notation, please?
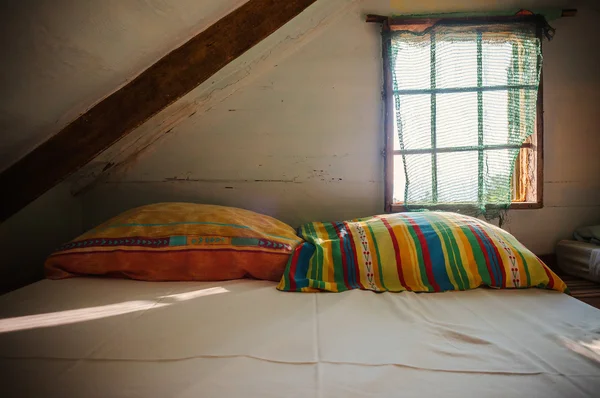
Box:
[389, 22, 541, 218]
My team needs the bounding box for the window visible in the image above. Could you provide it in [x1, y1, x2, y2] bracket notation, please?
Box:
[382, 17, 544, 214]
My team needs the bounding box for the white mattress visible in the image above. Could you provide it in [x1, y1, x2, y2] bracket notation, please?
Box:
[557, 240, 600, 283]
[0, 278, 599, 398]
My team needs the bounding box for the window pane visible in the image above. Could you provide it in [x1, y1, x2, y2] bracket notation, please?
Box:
[483, 91, 509, 145]
[483, 148, 516, 203]
[436, 36, 477, 89]
[403, 154, 433, 203]
[436, 92, 478, 148]
[482, 42, 512, 86]
[393, 155, 406, 203]
[508, 39, 539, 86]
[394, 94, 431, 150]
[393, 38, 431, 90]
[437, 152, 479, 203]
[510, 88, 538, 138]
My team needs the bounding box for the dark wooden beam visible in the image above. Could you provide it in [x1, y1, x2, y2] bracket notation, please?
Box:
[0, 0, 317, 223]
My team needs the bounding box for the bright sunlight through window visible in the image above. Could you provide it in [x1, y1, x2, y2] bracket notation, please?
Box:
[385, 23, 542, 212]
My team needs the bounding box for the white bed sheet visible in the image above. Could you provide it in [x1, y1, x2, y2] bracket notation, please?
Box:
[0, 278, 599, 397]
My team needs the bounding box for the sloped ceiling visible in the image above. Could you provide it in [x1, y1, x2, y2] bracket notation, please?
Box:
[0, 0, 585, 186]
[0, 0, 247, 173]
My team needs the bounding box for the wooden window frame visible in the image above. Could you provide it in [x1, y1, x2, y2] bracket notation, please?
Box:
[381, 16, 544, 213]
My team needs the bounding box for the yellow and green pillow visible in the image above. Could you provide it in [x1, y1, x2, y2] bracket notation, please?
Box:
[277, 211, 567, 293]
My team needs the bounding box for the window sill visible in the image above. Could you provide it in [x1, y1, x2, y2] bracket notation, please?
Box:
[388, 202, 542, 213]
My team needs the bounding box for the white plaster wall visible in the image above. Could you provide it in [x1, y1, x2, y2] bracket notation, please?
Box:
[0, 183, 82, 294]
[0, 0, 247, 172]
[81, 0, 600, 254]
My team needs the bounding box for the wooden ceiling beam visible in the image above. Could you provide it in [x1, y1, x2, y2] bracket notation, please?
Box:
[0, 0, 317, 223]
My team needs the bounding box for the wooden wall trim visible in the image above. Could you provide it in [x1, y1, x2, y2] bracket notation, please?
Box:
[0, 0, 318, 223]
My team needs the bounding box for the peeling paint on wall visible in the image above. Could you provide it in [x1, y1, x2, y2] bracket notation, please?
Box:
[71, 0, 359, 193]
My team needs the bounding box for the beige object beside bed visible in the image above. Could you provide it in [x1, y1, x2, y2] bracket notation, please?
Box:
[557, 240, 600, 283]
[0, 278, 599, 397]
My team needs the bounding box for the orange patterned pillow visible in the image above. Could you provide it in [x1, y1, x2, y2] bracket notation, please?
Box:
[45, 203, 302, 282]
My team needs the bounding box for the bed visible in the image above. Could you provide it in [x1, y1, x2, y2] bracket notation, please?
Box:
[1, 277, 599, 398]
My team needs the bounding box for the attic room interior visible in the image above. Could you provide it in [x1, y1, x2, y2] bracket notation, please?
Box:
[0, 0, 599, 396]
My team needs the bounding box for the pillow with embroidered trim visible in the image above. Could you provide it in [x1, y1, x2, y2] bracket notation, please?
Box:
[45, 203, 302, 282]
[277, 211, 567, 293]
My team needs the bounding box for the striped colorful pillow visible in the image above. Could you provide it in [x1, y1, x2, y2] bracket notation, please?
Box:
[46, 203, 303, 282]
[277, 212, 567, 293]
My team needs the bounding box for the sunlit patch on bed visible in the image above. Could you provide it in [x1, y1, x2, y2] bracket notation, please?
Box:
[158, 286, 229, 301]
[560, 335, 600, 364]
[0, 286, 228, 333]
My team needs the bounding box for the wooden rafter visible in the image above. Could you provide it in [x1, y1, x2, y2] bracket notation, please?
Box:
[0, 0, 317, 223]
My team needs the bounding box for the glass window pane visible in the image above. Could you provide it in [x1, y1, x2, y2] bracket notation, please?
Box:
[508, 39, 539, 86]
[436, 36, 478, 89]
[510, 88, 538, 139]
[483, 91, 509, 145]
[437, 152, 479, 203]
[404, 154, 433, 203]
[393, 110, 400, 151]
[393, 155, 406, 203]
[394, 94, 431, 150]
[483, 149, 516, 203]
[436, 92, 478, 148]
[482, 42, 512, 86]
[393, 38, 431, 90]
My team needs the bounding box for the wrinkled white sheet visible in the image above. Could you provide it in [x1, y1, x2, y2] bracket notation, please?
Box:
[0, 278, 599, 398]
